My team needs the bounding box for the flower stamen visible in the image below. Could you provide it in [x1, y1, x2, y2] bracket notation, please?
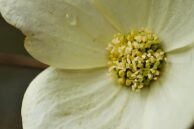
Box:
[107, 28, 166, 91]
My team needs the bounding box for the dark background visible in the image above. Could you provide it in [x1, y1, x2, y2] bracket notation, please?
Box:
[0, 15, 194, 129]
[0, 15, 42, 129]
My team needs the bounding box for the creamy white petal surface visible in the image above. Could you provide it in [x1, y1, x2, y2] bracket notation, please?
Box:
[95, 0, 194, 52]
[0, 0, 117, 69]
[92, 0, 150, 33]
[146, 0, 194, 51]
[22, 65, 194, 129]
[22, 67, 124, 129]
[142, 62, 194, 129]
[167, 41, 194, 64]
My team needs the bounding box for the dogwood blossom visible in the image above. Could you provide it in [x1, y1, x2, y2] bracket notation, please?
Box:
[1, 0, 194, 129]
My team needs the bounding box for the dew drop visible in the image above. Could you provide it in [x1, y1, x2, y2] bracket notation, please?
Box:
[65, 13, 77, 26]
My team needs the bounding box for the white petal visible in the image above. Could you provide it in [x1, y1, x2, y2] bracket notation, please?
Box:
[166, 41, 194, 64]
[22, 67, 124, 129]
[0, 0, 116, 69]
[21, 66, 152, 129]
[22, 64, 194, 129]
[142, 62, 194, 129]
[147, 0, 194, 51]
[92, 0, 150, 33]
[94, 0, 194, 52]
[22, 67, 150, 129]
[21, 67, 152, 129]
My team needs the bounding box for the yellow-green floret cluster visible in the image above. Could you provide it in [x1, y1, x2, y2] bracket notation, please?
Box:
[107, 29, 166, 91]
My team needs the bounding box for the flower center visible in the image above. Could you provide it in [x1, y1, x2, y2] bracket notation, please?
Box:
[107, 28, 166, 91]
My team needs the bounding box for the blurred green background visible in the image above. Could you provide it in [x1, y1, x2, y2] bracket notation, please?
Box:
[0, 15, 42, 129]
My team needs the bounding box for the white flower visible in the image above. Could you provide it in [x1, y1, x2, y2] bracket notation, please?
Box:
[1, 0, 194, 129]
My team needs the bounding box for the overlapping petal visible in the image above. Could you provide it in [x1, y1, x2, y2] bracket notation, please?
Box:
[141, 62, 194, 129]
[1, 0, 194, 129]
[94, 0, 194, 53]
[1, 0, 194, 68]
[145, 0, 194, 52]
[22, 64, 194, 129]
[22, 67, 124, 129]
[166, 42, 194, 64]
[0, 0, 116, 69]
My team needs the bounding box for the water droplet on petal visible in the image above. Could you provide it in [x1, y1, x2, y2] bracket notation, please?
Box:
[65, 13, 77, 26]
